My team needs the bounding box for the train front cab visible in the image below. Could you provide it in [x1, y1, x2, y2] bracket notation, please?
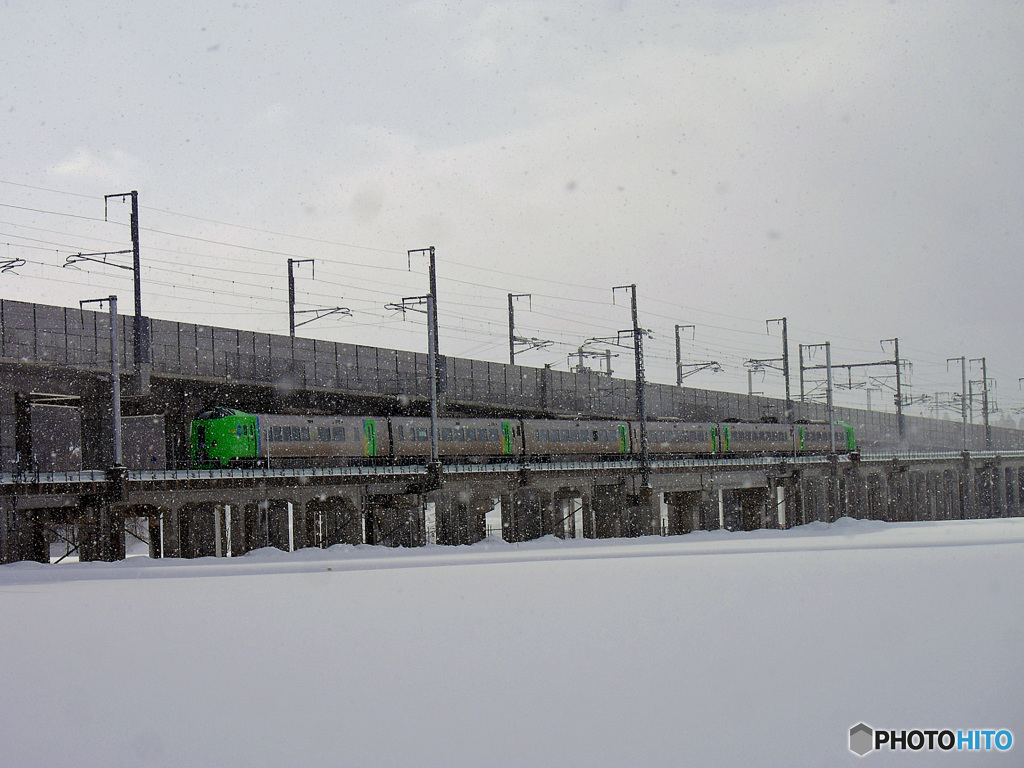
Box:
[190, 408, 259, 468]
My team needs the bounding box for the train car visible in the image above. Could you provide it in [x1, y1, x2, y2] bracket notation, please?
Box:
[391, 416, 521, 461]
[190, 408, 388, 467]
[795, 421, 856, 453]
[719, 421, 855, 455]
[260, 414, 388, 465]
[718, 422, 795, 455]
[521, 418, 630, 459]
[643, 422, 719, 455]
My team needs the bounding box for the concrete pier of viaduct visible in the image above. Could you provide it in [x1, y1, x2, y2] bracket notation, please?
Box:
[0, 298, 1021, 563]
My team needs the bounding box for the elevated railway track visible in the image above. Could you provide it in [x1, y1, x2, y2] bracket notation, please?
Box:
[0, 298, 1022, 563]
[4, 450, 1024, 565]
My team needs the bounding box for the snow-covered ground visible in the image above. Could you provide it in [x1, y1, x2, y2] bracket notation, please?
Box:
[3, 518, 1022, 767]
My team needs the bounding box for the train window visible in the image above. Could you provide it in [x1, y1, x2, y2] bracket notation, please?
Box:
[332, 427, 346, 442]
[592, 430, 599, 441]
[302, 427, 310, 441]
[561, 429, 570, 442]
[570, 430, 580, 442]
[466, 428, 477, 441]
[416, 428, 427, 441]
[397, 425, 405, 441]
[454, 428, 464, 441]
[273, 425, 283, 442]
[539, 429, 548, 442]
[317, 427, 329, 441]
[550, 430, 561, 443]
[441, 428, 453, 441]
[489, 428, 499, 441]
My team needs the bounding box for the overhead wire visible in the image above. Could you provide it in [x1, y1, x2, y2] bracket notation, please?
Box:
[1, 183, 1009, 411]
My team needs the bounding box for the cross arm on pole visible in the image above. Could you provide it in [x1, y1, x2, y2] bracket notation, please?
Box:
[745, 357, 783, 373]
[677, 361, 722, 379]
[385, 295, 431, 317]
[292, 306, 352, 329]
[64, 250, 134, 270]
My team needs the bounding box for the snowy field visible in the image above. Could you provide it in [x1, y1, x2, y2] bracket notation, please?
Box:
[2, 518, 1022, 767]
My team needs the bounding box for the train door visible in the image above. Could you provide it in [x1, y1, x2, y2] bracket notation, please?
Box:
[196, 424, 209, 463]
[363, 419, 378, 457]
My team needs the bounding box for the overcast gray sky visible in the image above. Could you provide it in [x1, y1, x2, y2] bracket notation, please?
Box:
[2, 0, 1023, 420]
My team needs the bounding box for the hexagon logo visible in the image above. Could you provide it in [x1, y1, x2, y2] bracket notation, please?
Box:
[850, 723, 874, 756]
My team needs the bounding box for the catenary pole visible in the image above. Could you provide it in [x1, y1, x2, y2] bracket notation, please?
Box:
[81, 296, 122, 466]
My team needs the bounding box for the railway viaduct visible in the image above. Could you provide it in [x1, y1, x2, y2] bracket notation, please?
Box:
[0, 298, 1022, 563]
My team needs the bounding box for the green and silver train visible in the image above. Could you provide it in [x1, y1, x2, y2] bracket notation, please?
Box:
[190, 407, 855, 468]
